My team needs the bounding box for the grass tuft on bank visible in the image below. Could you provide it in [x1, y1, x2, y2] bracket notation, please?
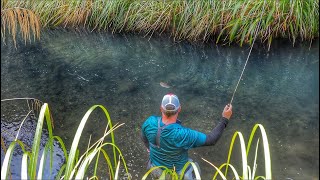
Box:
[1, 0, 319, 49]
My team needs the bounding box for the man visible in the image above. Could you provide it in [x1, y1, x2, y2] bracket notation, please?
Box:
[141, 93, 233, 179]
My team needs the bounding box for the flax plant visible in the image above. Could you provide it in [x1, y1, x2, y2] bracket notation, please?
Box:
[204, 124, 271, 180]
[1, 100, 129, 179]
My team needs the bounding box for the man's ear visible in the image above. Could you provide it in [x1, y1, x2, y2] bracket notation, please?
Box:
[178, 106, 181, 113]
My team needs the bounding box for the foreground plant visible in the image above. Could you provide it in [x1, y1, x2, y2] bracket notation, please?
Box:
[203, 124, 271, 180]
[1, 99, 129, 179]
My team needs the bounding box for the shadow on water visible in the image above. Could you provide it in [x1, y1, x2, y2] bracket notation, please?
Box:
[1, 29, 319, 179]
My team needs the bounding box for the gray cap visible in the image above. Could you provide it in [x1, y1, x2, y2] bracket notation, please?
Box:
[161, 93, 180, 112]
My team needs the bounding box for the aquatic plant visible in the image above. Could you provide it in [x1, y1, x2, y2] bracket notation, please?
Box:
[1, 0, 318, 49]
[1, 99, 128, 179]
[142, 161, 201, 180]
[143, 124, 272, 180]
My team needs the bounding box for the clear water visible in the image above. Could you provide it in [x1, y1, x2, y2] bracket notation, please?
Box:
[1, 29, 319, 179]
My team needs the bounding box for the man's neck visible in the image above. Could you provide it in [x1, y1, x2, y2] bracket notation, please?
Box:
[161, 114, 178, 125]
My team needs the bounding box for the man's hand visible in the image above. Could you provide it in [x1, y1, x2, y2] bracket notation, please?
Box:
[222, 104, 232, 120]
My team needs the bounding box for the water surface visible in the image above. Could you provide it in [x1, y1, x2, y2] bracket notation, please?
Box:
[1, 30, 319, 179]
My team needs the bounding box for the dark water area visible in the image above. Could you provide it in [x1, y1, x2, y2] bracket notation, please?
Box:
[0, 111, 65, 179]
[1, 29, 319, 179]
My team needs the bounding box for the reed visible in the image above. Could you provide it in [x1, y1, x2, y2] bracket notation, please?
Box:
[1, 99, 128, 179]
[1, 0, 318, 49]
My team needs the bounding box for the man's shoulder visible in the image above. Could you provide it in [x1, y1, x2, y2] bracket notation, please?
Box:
[171, 125, 190, 133]
[171, 125, 203, 139]
[142, 115, 159, 126]
[146, 115, 159, 122]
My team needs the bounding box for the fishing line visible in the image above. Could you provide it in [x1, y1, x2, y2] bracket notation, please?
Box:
[229, 1, 266, 105]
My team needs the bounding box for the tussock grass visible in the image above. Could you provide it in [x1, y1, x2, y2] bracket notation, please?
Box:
[1, 99, 128, 179]
[1, 1, 41, 48]
[1, 0, 318, 49]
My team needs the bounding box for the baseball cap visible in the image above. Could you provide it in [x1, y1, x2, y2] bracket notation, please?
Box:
[161, 93, 180, 112]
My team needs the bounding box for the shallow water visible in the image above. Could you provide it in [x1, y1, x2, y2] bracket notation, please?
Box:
[0, 113, 65, 179]
[1, 30, 319, 179]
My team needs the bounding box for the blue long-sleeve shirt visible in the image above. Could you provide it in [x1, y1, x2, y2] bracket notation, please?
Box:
[141, 115, 228, 171]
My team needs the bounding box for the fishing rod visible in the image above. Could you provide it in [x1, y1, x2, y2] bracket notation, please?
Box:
[229, 1, 266, 105]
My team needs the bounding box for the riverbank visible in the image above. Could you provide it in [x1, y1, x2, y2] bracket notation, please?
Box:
[1, 0, 319, 49]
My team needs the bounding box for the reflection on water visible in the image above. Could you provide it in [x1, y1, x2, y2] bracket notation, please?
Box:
[1, 29, 319, 179]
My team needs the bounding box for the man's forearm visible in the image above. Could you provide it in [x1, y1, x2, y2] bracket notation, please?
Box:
[204, 117, 229, 146]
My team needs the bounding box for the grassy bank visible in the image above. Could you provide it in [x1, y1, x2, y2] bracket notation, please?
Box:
[1, 0, 319, 49]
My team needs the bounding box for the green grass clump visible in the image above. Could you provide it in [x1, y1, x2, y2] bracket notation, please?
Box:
[1, 98, 128, 179]
[1, 0, 319, 49]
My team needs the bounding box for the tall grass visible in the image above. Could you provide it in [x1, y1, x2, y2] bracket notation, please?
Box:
[1, 0, 318, 49]
[1, 99, 129, 179]
[1, 98, 273, 179]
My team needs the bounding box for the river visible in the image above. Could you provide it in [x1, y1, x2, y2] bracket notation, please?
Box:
[1, 29, 319, 179]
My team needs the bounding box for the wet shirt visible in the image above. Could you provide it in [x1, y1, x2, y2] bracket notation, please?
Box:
[141, 115, 206, 171]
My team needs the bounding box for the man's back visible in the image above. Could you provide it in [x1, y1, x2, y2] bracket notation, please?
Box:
[142, 115, 206, 171]
[141, 94, 232, 179]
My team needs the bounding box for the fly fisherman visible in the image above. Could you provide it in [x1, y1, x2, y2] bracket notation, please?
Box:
[141, 93, 233, 179]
